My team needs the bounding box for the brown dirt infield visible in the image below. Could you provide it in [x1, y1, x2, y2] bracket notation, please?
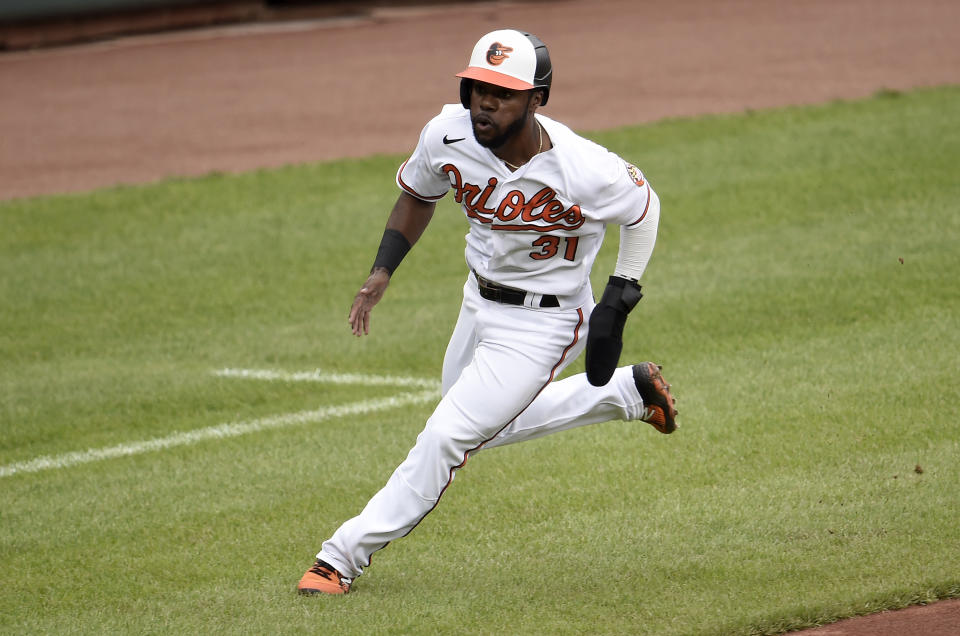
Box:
[2, 0, 958, 202]
[1, 1, 958, 633]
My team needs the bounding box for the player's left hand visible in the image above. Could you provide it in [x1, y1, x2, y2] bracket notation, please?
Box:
[348, 268, 391, 336]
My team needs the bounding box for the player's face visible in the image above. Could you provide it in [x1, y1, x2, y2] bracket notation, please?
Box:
[469, 81, 538, 149]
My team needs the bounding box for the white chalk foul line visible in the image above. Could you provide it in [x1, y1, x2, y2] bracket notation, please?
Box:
[214, 367, 440, 390]
[1, 385, 438, 479]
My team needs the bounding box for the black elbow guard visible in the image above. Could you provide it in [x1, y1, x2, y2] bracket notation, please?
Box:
[585, 276, 643, 386]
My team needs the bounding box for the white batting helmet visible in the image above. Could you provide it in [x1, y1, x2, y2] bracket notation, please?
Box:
[456, 29, 553, 107]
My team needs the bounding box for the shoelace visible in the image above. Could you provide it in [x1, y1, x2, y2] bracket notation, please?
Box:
[308, 562, 336, 580]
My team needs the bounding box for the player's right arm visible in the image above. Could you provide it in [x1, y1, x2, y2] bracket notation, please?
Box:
[584, 159, 661, 385]
[348, 192, 437, 336]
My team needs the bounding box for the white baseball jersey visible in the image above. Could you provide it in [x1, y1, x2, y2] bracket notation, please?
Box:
[396, 104, 655, 297]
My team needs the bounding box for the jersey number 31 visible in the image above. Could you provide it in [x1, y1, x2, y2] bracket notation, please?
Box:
[530, 235, 579, 261]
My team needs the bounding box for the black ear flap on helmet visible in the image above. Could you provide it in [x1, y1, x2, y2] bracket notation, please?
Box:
[524, 32, 552, 106]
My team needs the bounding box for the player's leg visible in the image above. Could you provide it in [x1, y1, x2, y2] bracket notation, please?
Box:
[482, 364, 645, 449]
[301, 283, 479, 594]
[314, 294, 584, 580]
[482, 299, 675, 448]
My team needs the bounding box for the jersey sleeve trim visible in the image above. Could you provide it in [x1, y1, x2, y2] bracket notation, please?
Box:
[396, 159, 448, 202]
[625, 181, 652, 227]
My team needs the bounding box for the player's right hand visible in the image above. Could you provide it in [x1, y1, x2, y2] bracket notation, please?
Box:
[348, 268, 391, 336]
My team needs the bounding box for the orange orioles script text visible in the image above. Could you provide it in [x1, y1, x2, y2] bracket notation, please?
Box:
[443, 163, 584, 232]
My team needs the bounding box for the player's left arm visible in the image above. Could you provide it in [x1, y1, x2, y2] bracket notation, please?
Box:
[585, 186, 660, 385]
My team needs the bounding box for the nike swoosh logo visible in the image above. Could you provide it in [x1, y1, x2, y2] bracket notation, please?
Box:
[443, 135, 466, 145]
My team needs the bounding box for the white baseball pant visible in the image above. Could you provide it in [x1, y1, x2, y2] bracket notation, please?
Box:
[318, 274, 647, 579]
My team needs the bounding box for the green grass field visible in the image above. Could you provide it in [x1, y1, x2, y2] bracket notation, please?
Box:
[2, 86, 958, 635]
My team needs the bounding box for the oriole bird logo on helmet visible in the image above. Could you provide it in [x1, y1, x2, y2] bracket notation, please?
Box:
[485, 42, 513, 65]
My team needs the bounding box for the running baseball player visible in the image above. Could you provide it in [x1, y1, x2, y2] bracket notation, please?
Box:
[298, 29, 677, 595]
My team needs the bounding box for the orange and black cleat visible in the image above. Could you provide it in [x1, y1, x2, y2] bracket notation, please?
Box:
[633, 362, 678, 434]
[298, 559, 352, 595]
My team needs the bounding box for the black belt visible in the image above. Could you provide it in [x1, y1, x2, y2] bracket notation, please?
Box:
[474, 271, 560, 308]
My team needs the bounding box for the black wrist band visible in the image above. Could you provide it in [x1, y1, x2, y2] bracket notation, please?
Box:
[372, 228, 412, 275]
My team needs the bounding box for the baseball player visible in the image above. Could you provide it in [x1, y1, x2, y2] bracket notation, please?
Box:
[298, 29, 677, 595]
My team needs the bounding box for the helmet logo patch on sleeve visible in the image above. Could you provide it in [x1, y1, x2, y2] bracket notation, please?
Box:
[625, 162, 646, 187]
[486, 42, 513, 66]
